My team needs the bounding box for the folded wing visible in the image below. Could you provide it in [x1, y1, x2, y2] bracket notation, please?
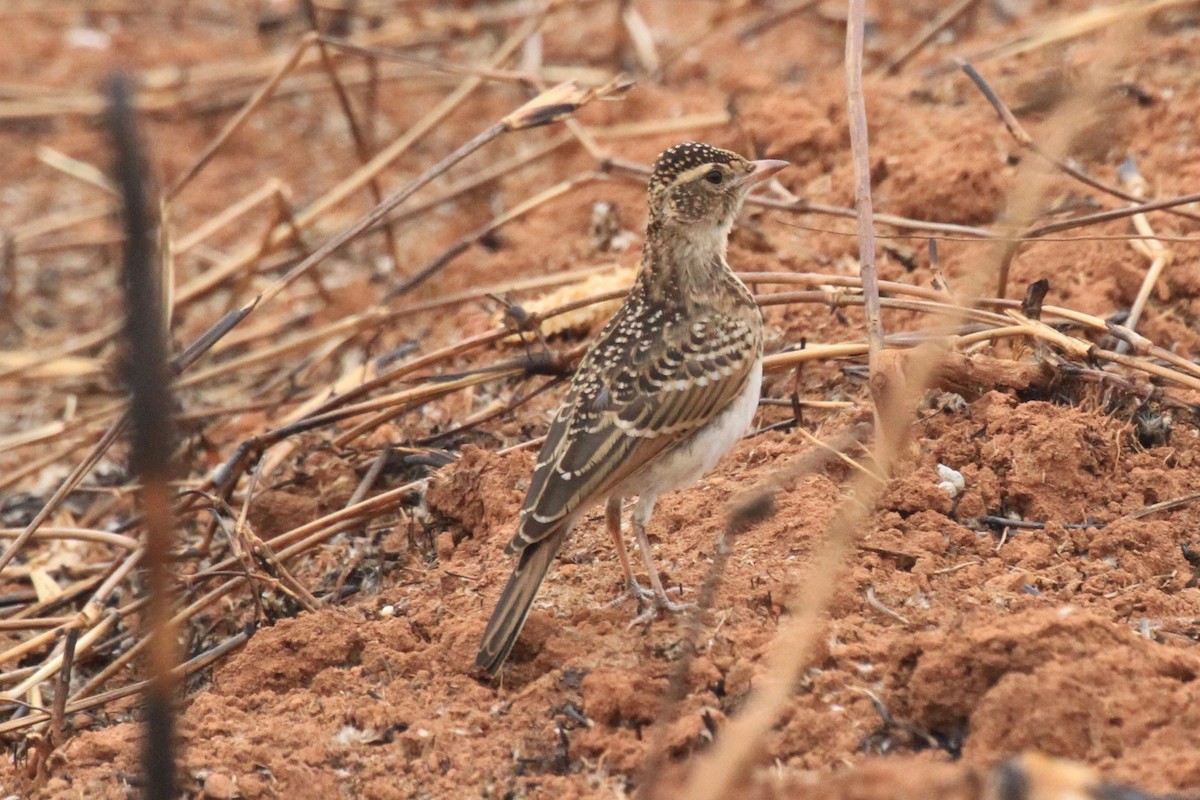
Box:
[506, 309, 759, 554]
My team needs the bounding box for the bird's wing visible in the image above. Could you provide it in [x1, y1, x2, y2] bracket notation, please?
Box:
[506, 308, 760, 554]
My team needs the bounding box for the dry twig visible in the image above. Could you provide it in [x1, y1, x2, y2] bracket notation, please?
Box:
[106, 72, 179, 798]
[844, 0, 884, 373]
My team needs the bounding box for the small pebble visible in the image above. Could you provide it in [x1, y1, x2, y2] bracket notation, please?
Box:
[936, 464, 965, 498]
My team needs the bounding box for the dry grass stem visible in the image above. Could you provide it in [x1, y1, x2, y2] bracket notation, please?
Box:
[4, 5, 1199, 783]
[958, 60, 1200, 224]
[963, 0, 1194, 66]
[882, 0, 981, 75]
[1116, 160, 1174, 354]
[844, 0, 884, 373]
[679, 10, 1151, 797]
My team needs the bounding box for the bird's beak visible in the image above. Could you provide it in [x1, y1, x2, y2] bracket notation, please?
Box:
[741, 158, 789, 188]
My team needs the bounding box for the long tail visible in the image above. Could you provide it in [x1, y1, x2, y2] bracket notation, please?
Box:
[476, 536, 561, 674]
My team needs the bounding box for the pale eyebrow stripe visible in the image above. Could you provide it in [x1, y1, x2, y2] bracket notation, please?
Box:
[675, 163, 719, 184]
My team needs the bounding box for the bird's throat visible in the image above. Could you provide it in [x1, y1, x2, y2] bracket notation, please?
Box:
[639, 217, 737, 304]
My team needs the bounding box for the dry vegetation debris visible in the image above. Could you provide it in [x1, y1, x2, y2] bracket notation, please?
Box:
[1, 0, 1200, 798]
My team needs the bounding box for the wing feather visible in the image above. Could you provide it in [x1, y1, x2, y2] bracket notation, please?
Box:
[507, 307, 759, 553]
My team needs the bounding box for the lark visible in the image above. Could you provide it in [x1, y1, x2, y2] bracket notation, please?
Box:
[476, 142, 787, 674]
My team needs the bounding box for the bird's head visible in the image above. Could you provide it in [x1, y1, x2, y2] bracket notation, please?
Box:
[646, 142, 787, 231]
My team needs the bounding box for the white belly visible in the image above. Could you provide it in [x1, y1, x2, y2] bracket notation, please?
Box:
[632, 358, 763, 499]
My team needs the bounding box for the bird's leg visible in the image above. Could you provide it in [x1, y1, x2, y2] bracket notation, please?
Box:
[606, 495, 654, 602]
[630, 495, 694, 621]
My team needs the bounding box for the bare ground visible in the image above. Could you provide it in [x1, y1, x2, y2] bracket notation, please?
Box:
[3, 1, 1200, 798]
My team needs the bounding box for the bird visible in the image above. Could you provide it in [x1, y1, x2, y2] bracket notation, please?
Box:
[476, 142, 787, 674]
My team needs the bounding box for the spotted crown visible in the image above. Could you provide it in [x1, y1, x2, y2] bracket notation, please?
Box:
[649, 142, 739, 192]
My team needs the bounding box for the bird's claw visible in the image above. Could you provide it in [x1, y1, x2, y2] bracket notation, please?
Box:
[633, 578, 686, 599]
[626, 592, 695, 628]
[606, 579, 683, 607]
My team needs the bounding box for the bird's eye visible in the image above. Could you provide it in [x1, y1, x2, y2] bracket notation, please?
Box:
[704, 169, 723, 185]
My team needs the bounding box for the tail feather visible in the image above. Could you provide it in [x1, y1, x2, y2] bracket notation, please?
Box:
[476, 536, 561, 674]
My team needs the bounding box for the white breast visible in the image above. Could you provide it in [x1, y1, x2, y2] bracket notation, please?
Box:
[634, 358, 763, 498]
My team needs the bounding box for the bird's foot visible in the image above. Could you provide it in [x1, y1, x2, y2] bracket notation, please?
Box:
[626, 590, 694, 628]
[630, 577, 679, 601]
[606, 578, 682, 607]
